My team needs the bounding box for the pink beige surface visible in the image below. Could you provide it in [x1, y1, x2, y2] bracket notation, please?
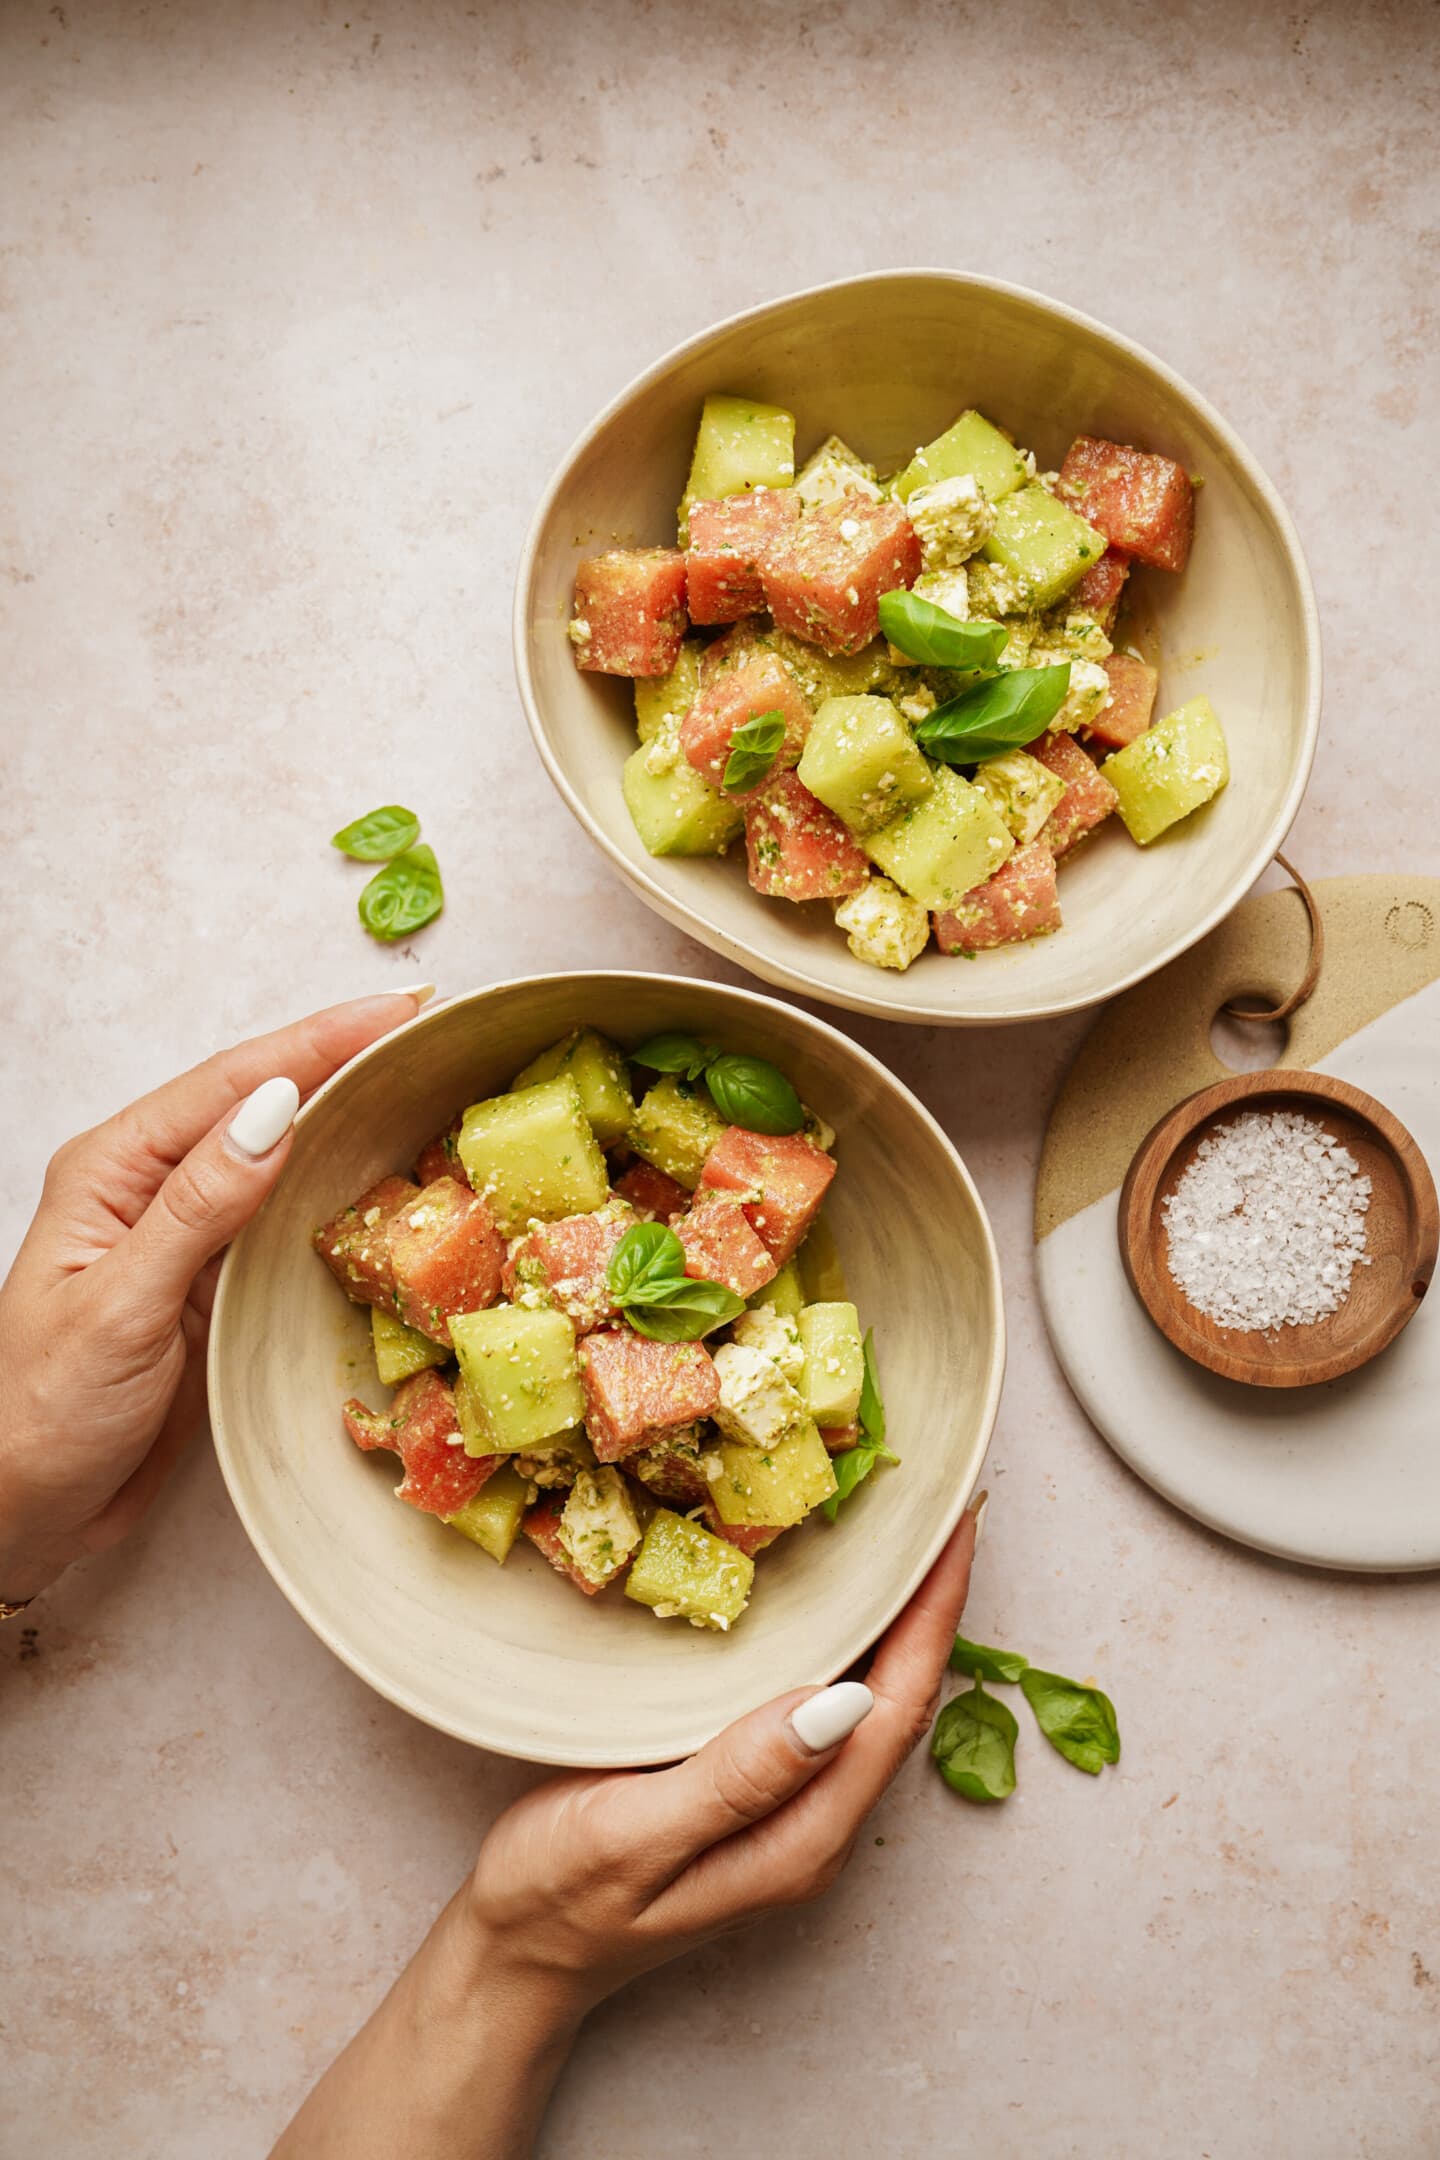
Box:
[2, 2, 1437, 2154]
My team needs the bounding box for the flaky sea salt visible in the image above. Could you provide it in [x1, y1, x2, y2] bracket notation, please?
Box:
[1162, 1108, 1372, 1332]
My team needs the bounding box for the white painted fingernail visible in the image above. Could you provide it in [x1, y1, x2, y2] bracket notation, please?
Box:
[389, 982, 436, 1007]
[226, 1076, 301, 1161]
[788, 1681, 874, 1756]
[971, 1489, 990, 1550]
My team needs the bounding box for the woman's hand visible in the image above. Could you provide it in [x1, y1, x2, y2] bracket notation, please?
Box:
[275, 1508, 982, 2160]
[0, 989, 429, 1603]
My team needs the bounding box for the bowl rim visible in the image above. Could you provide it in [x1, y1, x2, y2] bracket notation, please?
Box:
[207, 969, 1008, 1764]
[512, 266, 1324, 1028]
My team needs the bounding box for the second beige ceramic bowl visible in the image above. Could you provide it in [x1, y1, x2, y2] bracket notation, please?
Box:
[515, 270, 1321, 1026]
[208, 974, 1004, 1766]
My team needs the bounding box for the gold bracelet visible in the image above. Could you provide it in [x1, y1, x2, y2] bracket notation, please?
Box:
[0, 1597, 34, 1620]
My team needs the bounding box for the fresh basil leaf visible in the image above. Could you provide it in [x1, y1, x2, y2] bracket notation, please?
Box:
[607, 1221, 687, 1302]
[1019, 1668, 1120, 1775]
[623, 1280, 745, 1341]
[950, 1636, 1030, 1685]
[704, 1053, 804, 1135]
[916, 663, 1073, 765]
[931, 1682, 1018, 1803]
[331, 804, 422, 861]
[857, 1329, 885, 1450]
[357, 845, 444, 941]
[878, 590, 1009, 672]
[722, 709, 787, 794]
[630, 1034, 719, 1082]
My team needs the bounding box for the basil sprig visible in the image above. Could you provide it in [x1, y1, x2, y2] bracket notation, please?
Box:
[629, 1036, 804, 1136]
[331, 804, 422, 860]
[1019, 1668, 1121, 1776]
[878, 590, 1008, 672]
[821, 1331, 898, 1521]
[606, 1222, 743, 1342]
[949, 1636, 1030, 1685]
[931, 1681, 1018, 1803]
[358, 844, 445, 941]
[722, 709, 787, 793]
[915, 663, 1073, 765]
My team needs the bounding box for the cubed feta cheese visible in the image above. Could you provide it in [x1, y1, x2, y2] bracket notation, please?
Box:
[711, 1342, 807, 1449]
[730, 1303, 805, 1382]
[972, 749, 1067, 844]
[794, 433, 883, 513]
[557, 1466, 641, 1585]
[833, 875, 931, 972]
[905, 473, 996, 571]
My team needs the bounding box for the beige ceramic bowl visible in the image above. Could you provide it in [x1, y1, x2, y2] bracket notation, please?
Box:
[515, 270, 1321, 1026]
[208, 974, 1004, 1766]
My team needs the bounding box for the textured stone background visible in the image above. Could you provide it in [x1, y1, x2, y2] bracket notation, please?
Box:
[2, 2, 1437, 2153]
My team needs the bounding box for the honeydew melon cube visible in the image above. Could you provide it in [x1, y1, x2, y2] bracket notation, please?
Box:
[796, 1302, 865, 1427]
[1106, 696, 1230, 844]
[761, 625, 895, 706]
[797, 696, 933, 837]
[630, 1074, 727, 1191]
[458, 1076, 609, 1233]
[707, 1420, 837, 1528]
[625, 1507, 755, 1630]
[973, 749, 1066, 845]
[679, 393, 795, 540]
[450, 1306, 585, 1454]
[634, 639, 704, 744]
[865, 763, 1015, 911]
[510, 1028, 635, 1149]
[982, 484, 1107, 610]
[894, 409, 1029, 506]
[370, 1307, 448, 1388]
[622, 737, 745, 859]
[796, 1215, 848, 1304]
[748, 1256, 805, 1318]
[445, 1461, 530, 1563]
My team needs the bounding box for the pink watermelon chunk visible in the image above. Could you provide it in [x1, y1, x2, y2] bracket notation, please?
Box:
[387, 1177, 506, 1345]
[612, 1160, 688, 1223]
[699, 1127, 836, 1265]
[570, 548, 688, 677]
[1057, 437, 1194, 573]
[819, 1421, 860, 1455]
[414, 1116, 470, 1190]
[313, 1174, 418, 1314]
[933, 843, 1063, 954]
[761, 498, 921, 655]
[1087, 653, 1159, 752]
[628, 1434, 712, 1508]
[1072, 546, 1130, 628]
[697, 615, 774, 684]
[680, 655, 812, 793]
[502, 1206, 635, 1331]
[579, 1332, 720, 1463]
[700, 1502, 787, 1558]
[686, 491, 801, 624]
[1030, 731, 1120, 858]
[744, 769, 869, 903]
[523, 1494, 610, 1596]
[343, 1370, 499, 1519]
[673, 1189, 778, 1298]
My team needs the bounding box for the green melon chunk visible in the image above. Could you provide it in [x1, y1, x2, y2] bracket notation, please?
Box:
[1106, 695, 1230, 845]
[748, 1257, 804, 1318]
[450, 1307, 585, 1455]
[797, 1302, 865, 1427]
[893, 409, 1029, 506]
[370, 1307, 448, 1388]
[679, 392, 795, 540]
[796, 1215, 848, 1304]
[510, 1028, 635, 1149]
[629, 1074, 727, 1191]
[865, 764, 1015, 911]
[761, 626, 892, 706]
[634, 640, 704, 744]
[982, 484, 1106, 610]
[624, 1508, 755, 1630]
[622, 741, 745, 859]
[708, 1421, 837, 1528]
[445, 1462, 531, 1563]
[797, 696, 934, 836]
[458, 1075, 609, 1233]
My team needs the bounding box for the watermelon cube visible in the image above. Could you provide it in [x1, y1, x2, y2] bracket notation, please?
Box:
[578, 1332, 721, 1463]
[569, 548, 688, 677]
[522, 1494, 609, 1596]
[933, 843, 1063, 954]
[342, 1370, 499, 1519]
[628, 1431, 713, 1508]
[744, 769, 870, 903]
[313, 1175, 418, 1314]
[700, 1501, 787, 1558]
[1087, 653, 1160, 752]
[612, 1159, 688, 1223]
[414, 1115, 470, 1190]
[502, 1201, 636, 1331]
[1072, 546, 1130, 628]
[680, 655, 812, 793]
[761, 499, 922, 656]
[819, 1421, 860, 1454]
[674, 1189, 778, 1299]
[386, 1176, 505, 1346]
[686, 490, 801, 624]
[1057, 437, 1194, 573]
[699, 1127, 836, 1265]
[1030, 731, 1121, 858]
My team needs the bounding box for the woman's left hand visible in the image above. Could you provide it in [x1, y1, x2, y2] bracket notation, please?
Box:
[0, 990, 427, 1603]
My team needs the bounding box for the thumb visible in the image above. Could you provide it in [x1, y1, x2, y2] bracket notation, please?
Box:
[103, 1075, 302, 1318]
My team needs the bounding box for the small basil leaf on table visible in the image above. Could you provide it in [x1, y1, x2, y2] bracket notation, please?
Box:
[1019, 1667, 1121, 1774]
[623, 1280, 745, 1342]
[722, 709, 787, 793]
[877, 590, 1009, 672]
[931, 1681, 1018, 1803]
[704, 1053, 804, 1135]
[916, 663, 1073, 765]
[331, 805, 422, 860]
[357, 844, 444, 941]
[630, 1034, 719, 1081]
[949, 1636, 1030, 1684]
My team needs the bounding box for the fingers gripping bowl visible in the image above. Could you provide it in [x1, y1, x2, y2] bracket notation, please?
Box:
[208, 976, 1004, 1766]
[515, 272, 1320, 1025]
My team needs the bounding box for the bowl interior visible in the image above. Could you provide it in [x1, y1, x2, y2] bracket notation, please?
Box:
[209, 976, 1003, 1765]
[518, 272, 1318, 1025]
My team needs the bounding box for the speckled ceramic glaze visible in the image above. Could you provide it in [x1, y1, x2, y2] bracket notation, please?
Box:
[515, 270, 1321, 1025]
[208, 974, 1004, 1765]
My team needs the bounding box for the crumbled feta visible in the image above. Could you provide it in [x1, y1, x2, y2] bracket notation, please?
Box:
[905, 473, 996, 570]
[1040, 609, 1113, 663]
[641, 715, 683, 776]
[895, 682, 938, 725]
[1023, 652, 1111, 733]
[972, 749, 1066, 845]
[801, 1103, 836, 1153]
[833, 875, 931, 972]
[711, 1342, 807, 1449]
[567, 617, 592, 649]
[558, 1467, 641, 1585]
[914, 566, 971, 619]
[730, 1303, 805, 1382]
[965, 557, 1026, 618]
[794, 433, 883, 513]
